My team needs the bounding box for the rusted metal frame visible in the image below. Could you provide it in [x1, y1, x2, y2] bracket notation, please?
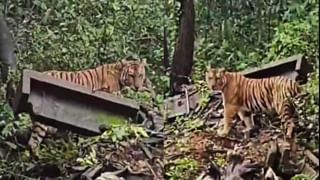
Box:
[241, 54, 313, 84]
[241, 54, 304, 76]
[12, 70, 141, 135]
[26, 70, 139, 108]
[163, 86, 199, 119]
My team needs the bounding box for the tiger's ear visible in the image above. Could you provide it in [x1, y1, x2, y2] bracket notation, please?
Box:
[140, 58, 149, 70]
[218, 68, 226, 74]
[216, 68, 226, 78]
[121, 59, 128, 65]
[120, 59, 124, 65]
[141, 58, 147, 64]
[141, 58, 148, 67]
[206, 64, 211, 71]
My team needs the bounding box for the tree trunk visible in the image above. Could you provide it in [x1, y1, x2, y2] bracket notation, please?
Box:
[0, 13, 16, 107]
[169, 0, 195, 95]
[0, 12, 16, 82]
[163, 26, 170, 72]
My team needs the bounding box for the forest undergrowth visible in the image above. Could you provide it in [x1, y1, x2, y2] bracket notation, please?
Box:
[0, 0, 318, 179]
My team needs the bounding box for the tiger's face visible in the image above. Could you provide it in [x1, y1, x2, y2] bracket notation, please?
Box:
[122, 59, 147, 90]
[205, 68, 226, 91]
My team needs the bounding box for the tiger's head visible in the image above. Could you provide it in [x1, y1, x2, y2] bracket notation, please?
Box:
[205, 67, 227, 91]
[120, 58, 147, 91]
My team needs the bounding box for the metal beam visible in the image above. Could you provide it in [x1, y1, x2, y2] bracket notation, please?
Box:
[241, 54, 313, 84]
[12, 70, 140, 135]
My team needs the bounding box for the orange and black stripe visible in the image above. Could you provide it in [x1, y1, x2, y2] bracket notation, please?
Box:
[206, 68, 304, 138]
[222, 72, 301, 118]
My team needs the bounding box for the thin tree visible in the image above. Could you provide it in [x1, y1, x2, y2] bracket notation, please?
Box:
[169, 0, 195, 95]
[0, 12, 16, 106]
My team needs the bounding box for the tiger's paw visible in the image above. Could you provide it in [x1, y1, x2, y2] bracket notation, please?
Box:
[217, 128, 229, 137]
[242, 128, 253, 139]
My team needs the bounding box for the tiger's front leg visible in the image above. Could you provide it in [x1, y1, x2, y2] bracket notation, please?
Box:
[217, 104, 239, 137]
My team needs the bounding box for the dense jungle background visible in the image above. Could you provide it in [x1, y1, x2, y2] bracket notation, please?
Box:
[0, 0, 318, 179]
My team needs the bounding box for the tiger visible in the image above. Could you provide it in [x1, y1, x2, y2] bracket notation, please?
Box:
[44, 59, 147, 93]
[205, 67, 305, 139]
[28, 59, 148, 155]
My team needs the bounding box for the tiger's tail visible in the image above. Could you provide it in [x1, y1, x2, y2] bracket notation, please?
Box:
[28, 121, 58, 155]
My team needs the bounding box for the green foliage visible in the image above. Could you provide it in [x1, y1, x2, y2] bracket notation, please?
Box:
[38, 140, 79, 164]
[166, 158, 199, 180]
[80, 123, 149, 146]
[305, 69, 319, 115]
[194, 0, 276, 73]
[194, 80, 211, 109]
[194, 0, 319, 75]
[76, 146, 98, 166]
[100, 125, 131, 143]
[213, 153, 226, 167]
[0, 0, 319, 179]
[291, 174, 313, 180]
[266, 4, 319, 62]
[0, 103, 16, 137]
[0, 104, 30, 138]
[108, 124, 149, 141]
[3, 0, 178, 93]
[120, 87, 154, 106]
[298, 68, 320, 149]
[0, 160, 35, 179]
[96, 113, 127, 127]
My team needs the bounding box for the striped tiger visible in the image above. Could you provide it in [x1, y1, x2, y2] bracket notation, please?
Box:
[205, 67, 305, 139]
[44, 59, 147, 92]
[28, 59, 148, 154]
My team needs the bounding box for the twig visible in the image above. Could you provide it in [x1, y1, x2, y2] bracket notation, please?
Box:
[202, 108, 214, 124]
[164, 141, 175, 149]
[156, 158, 164, 168]
[127, 165, 146, 175]
[209, 149, 228, 154]
[145, 160, 157, 178]
[141, 143, 154, 159]
[81, 164, 103, 179]
[96, 167, 127, 179]
[305, 150, 319, 167]
[0, 168, 36, 180]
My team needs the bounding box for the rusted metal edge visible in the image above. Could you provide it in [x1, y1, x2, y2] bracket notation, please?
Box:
[13, 69, 139, 113]
[241, 54, 304, 75]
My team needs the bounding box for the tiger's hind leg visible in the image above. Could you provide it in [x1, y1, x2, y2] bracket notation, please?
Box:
[28, 122, 46, 151]
[218, 104, 240, 137]
[277, 100, 296, 139]
[28, 121, 58, 157]
[284, 117, 295, 139]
